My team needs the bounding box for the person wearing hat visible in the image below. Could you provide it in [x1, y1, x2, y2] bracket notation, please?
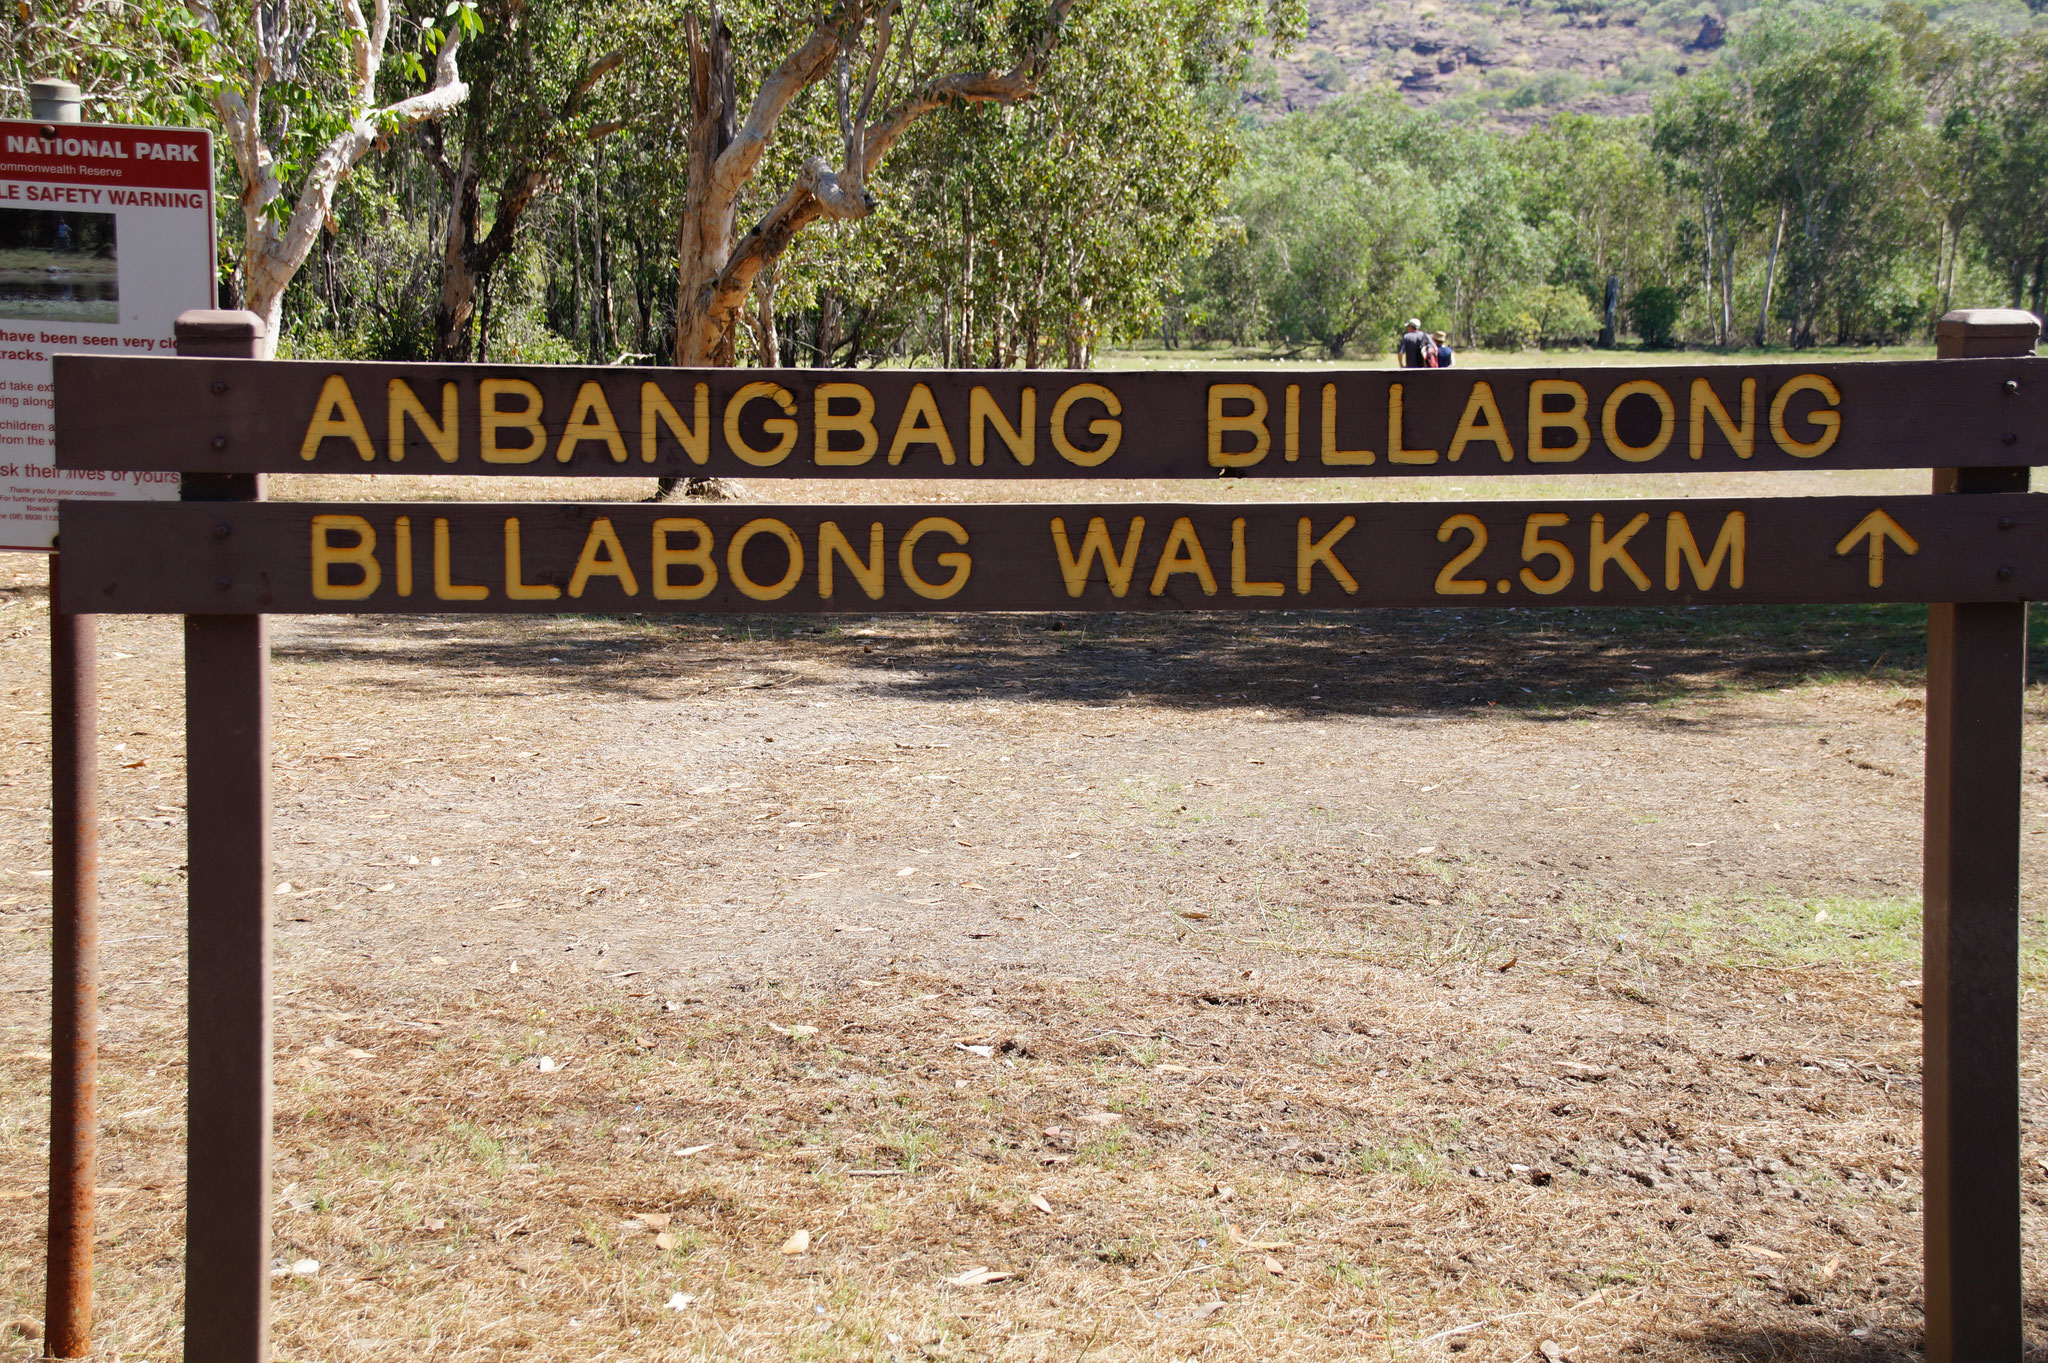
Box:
[1430, 331, 1453, 367]
[1397, 318, 1434, 368]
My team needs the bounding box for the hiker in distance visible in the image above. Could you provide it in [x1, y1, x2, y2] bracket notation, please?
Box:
[1397, 318, 1440, 367]
[1431, 330, 1454, 367]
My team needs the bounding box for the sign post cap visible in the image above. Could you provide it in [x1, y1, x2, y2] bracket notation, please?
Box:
[174, 311, 266, 342]
[1936, 308, 2039, 359]
[28, 80, 82, 122]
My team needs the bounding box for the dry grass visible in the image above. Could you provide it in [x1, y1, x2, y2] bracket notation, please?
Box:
[0, 467, 2045, 1359]
[0, 959, 1952, 1361]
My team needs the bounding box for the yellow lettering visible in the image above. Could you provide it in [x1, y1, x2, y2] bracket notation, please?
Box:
[1528, 379, 1590, 462]
[433, 518, 489, 600]
[1434, 515, 1488, 595]
[311, 514, 380, 600]
[1689, 377, 1755, 460]
[1297, 516, 1358, 594]
[1769, 374, 1841, 458]
[1665, 511, 1746, 590]
[652, 519, 717, 600]
[819, 521, 885, 600]
[1050, 383, 1122, 467]
[503, 518, 561, 600]
[555, 382, 628, 464]
[1320, 384, 1375, 465]
[1446, 381, 1514, 462]
[724, 382, 798, 466]
[1285, 385, 1300, 462]
[1207, 383, 1269, 468]
[900, 517, 971, 600]
[480, 378, 546, 464]
[1230, 518, 1285, 597]
[1589, 512, 1651, 591]
[969, 386, 1034, 467]
[1518, 513, 1574, 594]
[1149, 517, 1218, 597]
[1601, 380, 1675, 462]
[887, 383, 957, 466]
[642, 382, 710, 465]
[728, 518, 803, 600]
[815, 382, 878, 466]
[567, 517, 638, 598]
[1388, 383, 1438, 464]
[394, 516, 412, 597]
[1050, 517, 1145, 598]
[387, 379, 457, 463]
[300, 374, 376, 462]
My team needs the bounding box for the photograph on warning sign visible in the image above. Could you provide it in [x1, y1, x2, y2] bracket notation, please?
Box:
[0, 206, 117, 323]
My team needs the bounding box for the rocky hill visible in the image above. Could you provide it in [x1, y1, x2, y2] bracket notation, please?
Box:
[1251, 0, 1731, 125]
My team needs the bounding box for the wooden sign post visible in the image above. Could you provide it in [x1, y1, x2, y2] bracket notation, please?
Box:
[1923, 308, 2037, 1362]
[168, 312, 273, 1361]
[46, 312, 2041, 1362]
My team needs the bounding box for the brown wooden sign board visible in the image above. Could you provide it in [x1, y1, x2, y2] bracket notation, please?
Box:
[43, 317, 2043, 1363]
[57, 493, 2046, 614]
[54, 354, 2048, 479]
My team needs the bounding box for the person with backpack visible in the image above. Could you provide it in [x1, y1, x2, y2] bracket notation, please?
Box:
[1397, 319, 1434, 368]
[1430, 331, 1454, 367]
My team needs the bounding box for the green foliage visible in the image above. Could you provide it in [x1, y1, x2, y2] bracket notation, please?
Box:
[19, 0, 2048, 361]
[1308, 49, 1350, 92]
[1181, 94, 1681, 353]
[1627, 283, 1684, 346]
[805, 0, 1270, 366]
[1, 0, 220, 125]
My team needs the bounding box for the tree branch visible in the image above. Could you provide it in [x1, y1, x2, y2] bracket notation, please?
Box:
[706, 0, 859, 209]
[684, 0, 1078, 360]
[568, 49, 627, 110]
[259, 29, 467, 285]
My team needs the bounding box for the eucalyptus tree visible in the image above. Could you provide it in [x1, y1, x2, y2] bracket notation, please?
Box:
[1520, 115, 1676, 344]
[429, 0, 638, 360]
[1735, 12, 1918, 346]
[662, 0, 1293, 369]
[1232, 139, 1437, 357]
[186, 0, 477, 353]
[860, 0, 1251, 368]
[3, 0, 210, 123]
[1651, 74, 1755, 345]
[1883, 3, 1999, 321]
[1957, 32, 2048, 314]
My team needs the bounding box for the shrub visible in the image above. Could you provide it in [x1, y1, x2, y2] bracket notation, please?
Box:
[1628, 284, 1684, 348]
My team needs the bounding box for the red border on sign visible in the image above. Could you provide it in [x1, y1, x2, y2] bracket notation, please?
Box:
[0, 120, 211, 191]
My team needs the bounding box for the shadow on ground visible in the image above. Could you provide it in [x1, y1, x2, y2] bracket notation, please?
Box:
[1657, 1317, 2048, 1361]
[268, 602, 2034, 719]
[1656, 1324, 1914, 1360]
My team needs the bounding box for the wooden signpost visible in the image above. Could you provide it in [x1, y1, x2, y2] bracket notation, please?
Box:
[44, 308, 2044, 1361]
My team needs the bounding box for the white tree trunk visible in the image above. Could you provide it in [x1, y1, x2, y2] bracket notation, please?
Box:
[669, 0, 1077, 369]
[196, 0, 467, 356]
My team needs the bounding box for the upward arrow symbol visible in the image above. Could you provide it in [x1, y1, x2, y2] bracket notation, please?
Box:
[1834, 509, 1920, 588]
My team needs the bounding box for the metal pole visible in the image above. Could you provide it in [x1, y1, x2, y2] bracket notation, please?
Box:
[173, 310, 271, 1363]
[45, 552, 97, 1360]
[1924, 306, 2037, 1362]
[28, 80, 83, 124]
[35, 68, 96, 1363]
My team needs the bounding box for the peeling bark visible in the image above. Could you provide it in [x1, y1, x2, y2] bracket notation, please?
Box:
[435, 46, 626, 360]
[1755, 201, 1787, 348]
[190, 0, 469, 357]
[668, 0, 1079, 371]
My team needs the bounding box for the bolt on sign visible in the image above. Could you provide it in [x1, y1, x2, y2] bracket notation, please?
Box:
[45, 332, 2048, 1363]
[0, 122, 212, 550]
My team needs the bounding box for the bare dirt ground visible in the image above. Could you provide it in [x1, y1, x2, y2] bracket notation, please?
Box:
[2, 469, 2047, 1362]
